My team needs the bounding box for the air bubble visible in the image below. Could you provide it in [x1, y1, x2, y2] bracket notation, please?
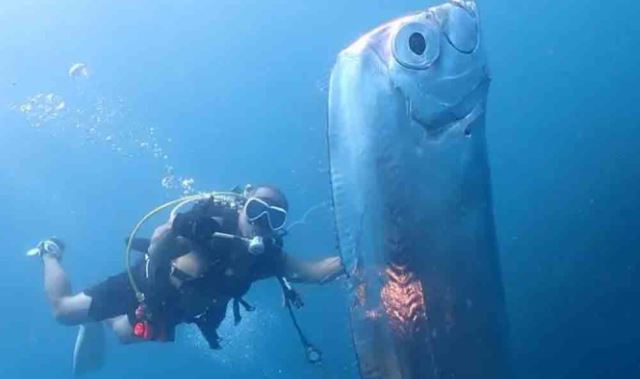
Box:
[68, 63, 90, 78]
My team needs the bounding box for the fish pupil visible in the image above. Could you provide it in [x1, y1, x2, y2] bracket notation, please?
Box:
[409, 32, 426, 55]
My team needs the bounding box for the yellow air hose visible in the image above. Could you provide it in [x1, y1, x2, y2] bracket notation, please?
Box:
[125, 191, 246, 302]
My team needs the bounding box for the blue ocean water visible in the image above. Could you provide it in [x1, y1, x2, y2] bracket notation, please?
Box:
[0, 1, 638, 378]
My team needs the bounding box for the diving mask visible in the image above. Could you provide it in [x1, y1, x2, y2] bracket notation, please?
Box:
[244, 197, 287, 231]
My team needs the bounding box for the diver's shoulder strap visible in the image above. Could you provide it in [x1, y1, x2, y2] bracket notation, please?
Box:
[232, 297, 256, 325]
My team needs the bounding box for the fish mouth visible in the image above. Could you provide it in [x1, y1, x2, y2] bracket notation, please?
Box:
[410, 102, 484, 141]
[409, 76, 490, 139]
[411, 111, 459, 139]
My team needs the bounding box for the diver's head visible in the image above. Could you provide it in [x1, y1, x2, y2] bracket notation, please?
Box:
[239, 185, 289, 238]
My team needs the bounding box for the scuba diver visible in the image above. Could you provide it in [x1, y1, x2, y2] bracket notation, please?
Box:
[30, 184, 344, 374]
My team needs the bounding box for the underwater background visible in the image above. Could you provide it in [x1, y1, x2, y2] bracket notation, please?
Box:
[0, 1, 638, 378]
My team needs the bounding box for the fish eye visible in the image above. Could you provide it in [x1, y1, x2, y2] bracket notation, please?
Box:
[443, 3, 479, 54]
[392, 21, 440, 70]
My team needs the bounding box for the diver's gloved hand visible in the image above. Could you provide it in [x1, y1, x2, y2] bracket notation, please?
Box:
[26, 238, 65, 260]
[172, 212, 220, 243]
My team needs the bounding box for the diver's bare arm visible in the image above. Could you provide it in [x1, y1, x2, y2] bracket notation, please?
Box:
[147, 221, 191, 264]
[282, 254, 345, 284]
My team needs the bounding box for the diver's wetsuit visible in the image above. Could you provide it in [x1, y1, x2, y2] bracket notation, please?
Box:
[84, 260, 154, 325]
[82, 199, 342, 348]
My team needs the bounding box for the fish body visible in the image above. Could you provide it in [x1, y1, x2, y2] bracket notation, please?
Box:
[327, 2, 510, 378]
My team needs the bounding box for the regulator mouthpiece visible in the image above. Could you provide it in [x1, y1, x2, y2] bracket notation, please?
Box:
[248, 236, 265, 255]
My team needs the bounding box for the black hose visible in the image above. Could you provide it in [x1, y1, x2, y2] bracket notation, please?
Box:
[283, 288, 323, 364]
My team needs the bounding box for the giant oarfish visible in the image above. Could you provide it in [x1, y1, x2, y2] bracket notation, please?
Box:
[327, 1, 510, 378]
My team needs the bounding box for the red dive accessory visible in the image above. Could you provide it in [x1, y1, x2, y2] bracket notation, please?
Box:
[133, 303, 171, 341]
[133, 304, 154, 340]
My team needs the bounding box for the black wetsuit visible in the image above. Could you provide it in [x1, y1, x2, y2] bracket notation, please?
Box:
[83, 200, 287, 348]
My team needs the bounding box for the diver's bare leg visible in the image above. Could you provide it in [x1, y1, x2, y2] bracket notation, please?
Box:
[42, 255, 92, 325]
[41, 254, 106, 374]
[43, 254, 71, 300]
[106, 315, 141, 344]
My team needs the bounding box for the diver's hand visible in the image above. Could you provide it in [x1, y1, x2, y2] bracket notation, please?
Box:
[172, 212, 220, 243]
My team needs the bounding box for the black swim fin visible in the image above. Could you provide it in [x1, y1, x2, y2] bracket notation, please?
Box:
[73, 322, 105, 376]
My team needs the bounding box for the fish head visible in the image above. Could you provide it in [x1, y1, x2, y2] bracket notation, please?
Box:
[337, 0, 489, 140]
[328, 1, 492, 275]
